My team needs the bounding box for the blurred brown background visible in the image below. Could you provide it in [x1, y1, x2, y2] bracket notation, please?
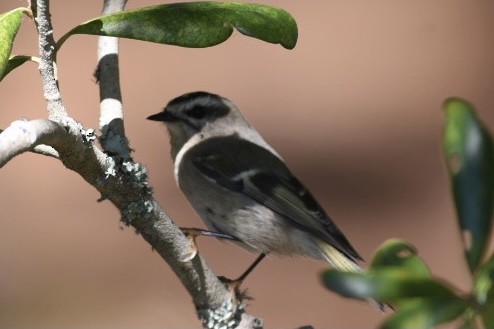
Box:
[1, 0, 494, 328]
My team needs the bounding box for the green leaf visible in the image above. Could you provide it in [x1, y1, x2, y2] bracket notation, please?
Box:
[57, 2, 298, 50]
[443, 97, 494, 273]
[321, 269, 459, 305]
[0, 55, 33, 81]
[474, 254, 494, 327]
[474, 253, 494, 304]
[380, 298, 468, 329]
[370, 239, 430, 277]
[0, 8, 27, 79]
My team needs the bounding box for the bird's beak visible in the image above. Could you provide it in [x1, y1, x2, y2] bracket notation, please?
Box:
[147, 110, 177, 122]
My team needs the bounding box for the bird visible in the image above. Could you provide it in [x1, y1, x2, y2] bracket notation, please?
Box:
[147, 91, 382, 309]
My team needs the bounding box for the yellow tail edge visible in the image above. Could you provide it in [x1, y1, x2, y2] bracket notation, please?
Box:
[317, 240, 386, 312]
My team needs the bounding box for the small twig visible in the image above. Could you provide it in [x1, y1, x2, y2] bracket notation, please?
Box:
[32, 0, 67, 121]
[96, 0, 131, 159]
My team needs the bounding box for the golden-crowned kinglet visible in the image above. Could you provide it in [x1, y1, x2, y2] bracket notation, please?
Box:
[148, 91, 382, 309]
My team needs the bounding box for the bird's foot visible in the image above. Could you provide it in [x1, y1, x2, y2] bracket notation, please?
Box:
[179, 227, 240, 262]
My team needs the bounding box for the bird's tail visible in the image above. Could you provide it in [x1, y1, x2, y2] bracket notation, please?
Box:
[317, 240, 385, 311]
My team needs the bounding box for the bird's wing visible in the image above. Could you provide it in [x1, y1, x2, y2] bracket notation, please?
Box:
[187, 135, 362, 262]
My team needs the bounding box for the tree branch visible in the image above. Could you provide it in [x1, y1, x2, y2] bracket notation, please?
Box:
[0, 119, 64, 166]
[0, 126, 59, 159]
[0, 115, 261, 328]
[1, 1, 266, 328]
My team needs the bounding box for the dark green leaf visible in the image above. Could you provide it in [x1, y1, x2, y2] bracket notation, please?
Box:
[480, 299, 494, 328]
[0, 55, 32, 81]
[0, 8, 27, 79]
[56, 2, 297, 50]
[321, 269, 459, 305]
[370, 239, 430, 277]
[380, 298, 468, 329]
[443, 98, 494, 273]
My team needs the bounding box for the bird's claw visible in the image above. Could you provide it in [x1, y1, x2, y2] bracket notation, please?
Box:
[178, 228, 200, 262]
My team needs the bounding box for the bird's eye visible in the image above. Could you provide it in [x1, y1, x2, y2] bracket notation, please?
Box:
[187, 106, 207, 119]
